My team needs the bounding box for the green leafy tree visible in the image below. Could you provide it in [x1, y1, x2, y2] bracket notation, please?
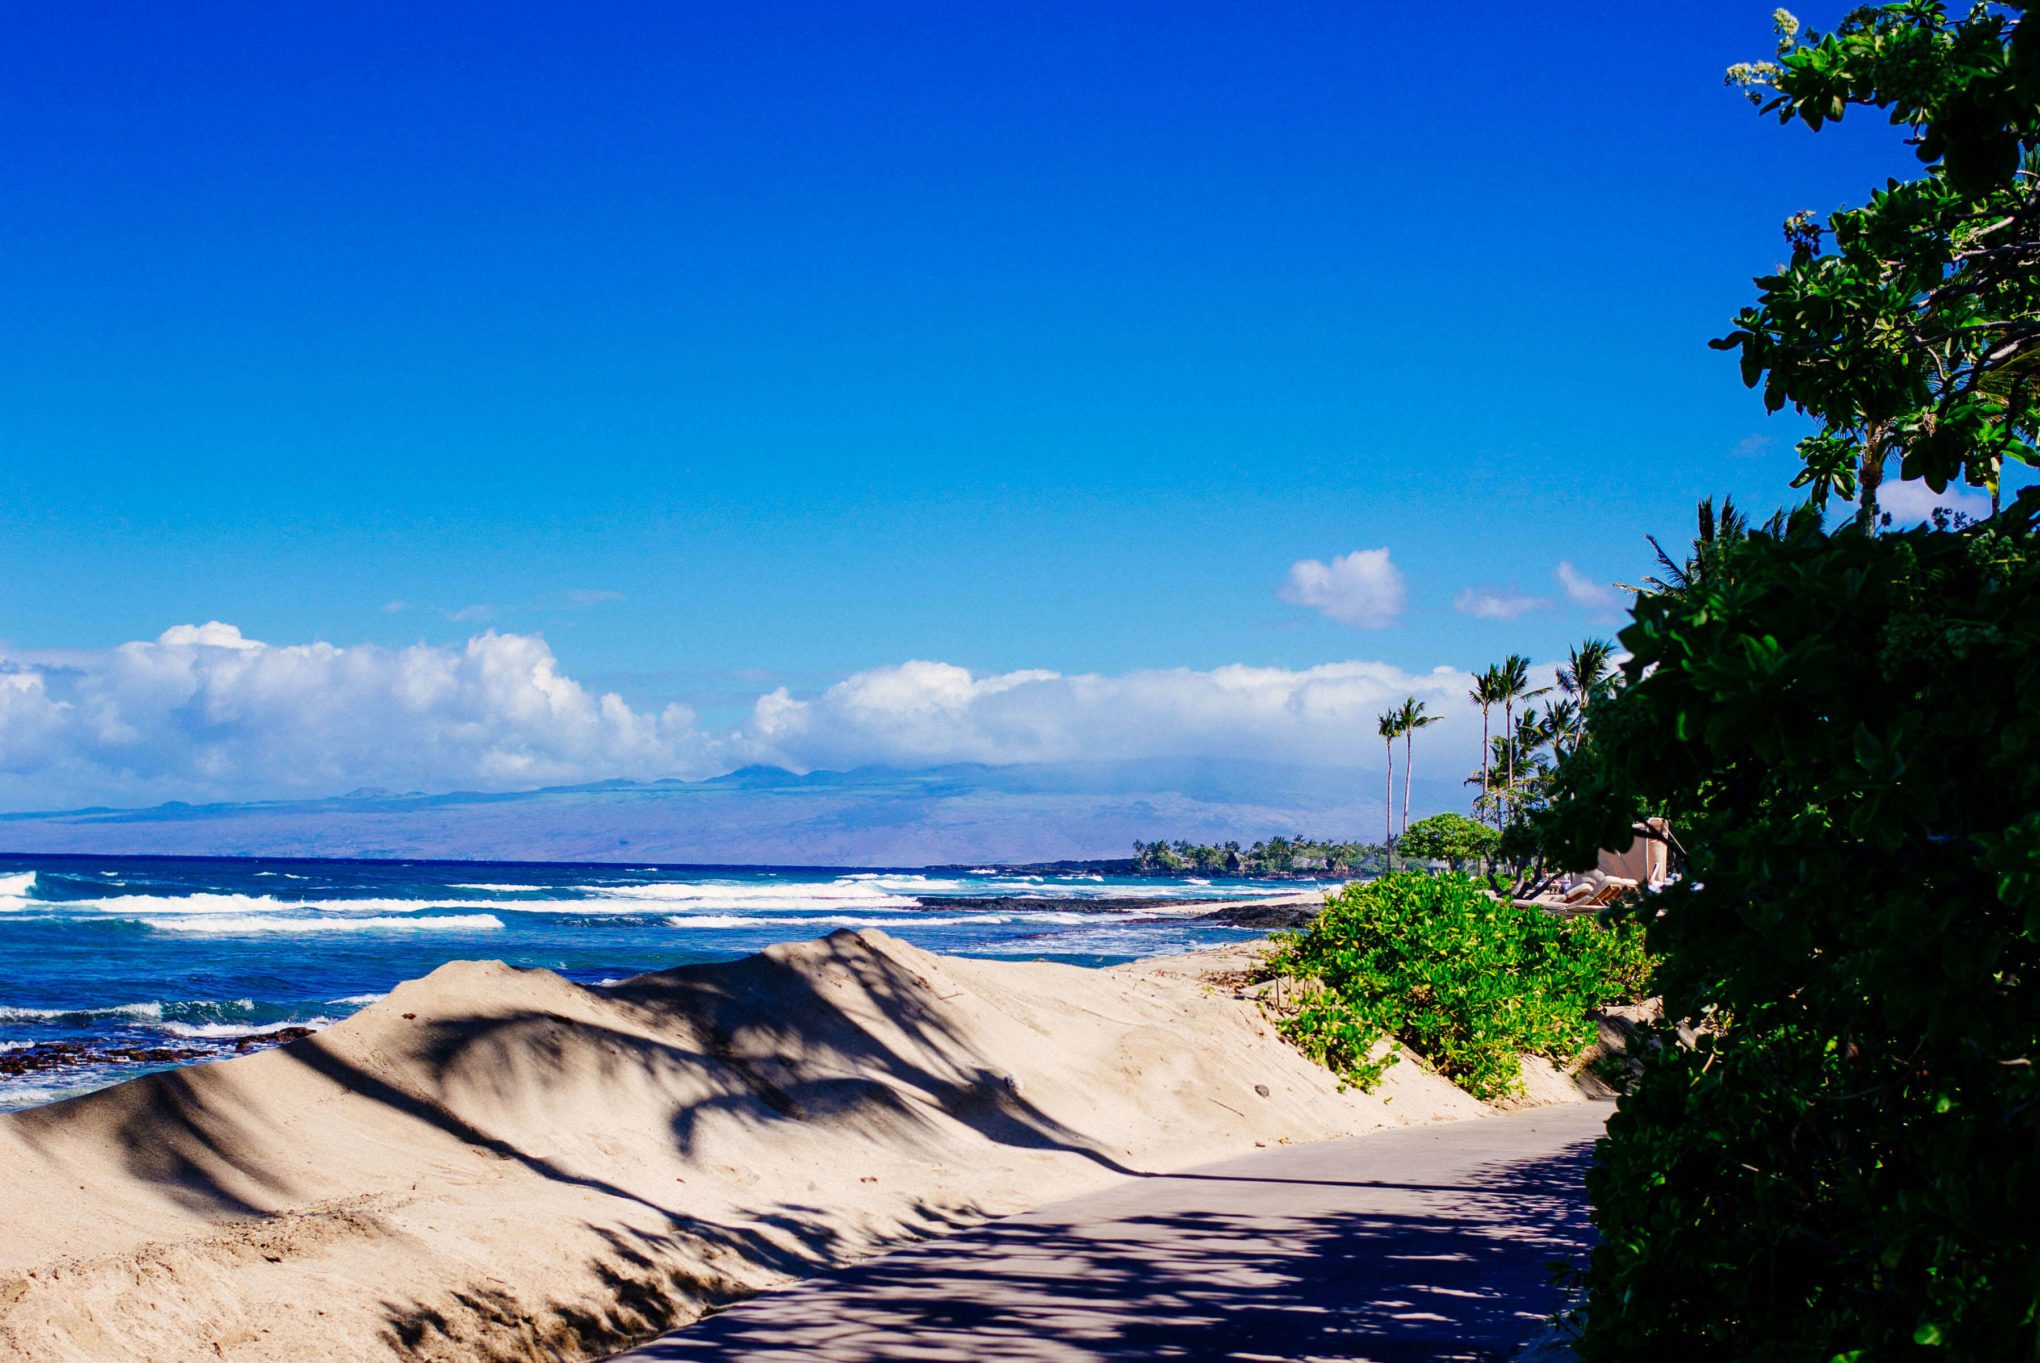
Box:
[1544, 504, 2040, 1360]
[1716, 4, 2040, 525]
[1397, 812, 1502, 871]
[1533, 10, 2040, 1355]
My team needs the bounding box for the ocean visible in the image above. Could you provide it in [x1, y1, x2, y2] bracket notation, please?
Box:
[0, 853, 1310, 1113]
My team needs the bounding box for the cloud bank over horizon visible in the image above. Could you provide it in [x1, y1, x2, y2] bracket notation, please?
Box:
[0, 623, 1533, 813]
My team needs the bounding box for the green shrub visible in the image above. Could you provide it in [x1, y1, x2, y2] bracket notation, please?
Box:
[1265, 871, 1649, 1100]
[1540, 505, 2040, 1360]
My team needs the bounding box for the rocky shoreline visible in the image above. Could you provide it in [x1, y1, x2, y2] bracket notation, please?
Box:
[0, 1027, 317, 1081]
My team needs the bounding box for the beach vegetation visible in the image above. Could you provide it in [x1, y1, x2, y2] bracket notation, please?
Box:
[1715, 4, 2040, 526]
[1544, 496, 2040, 1360]
[1535, 7, 2040, 1354]
[1130, 836, 1381, 877]
[1262, 871, 1650, 1100]
[1395, 812, 1499, 871]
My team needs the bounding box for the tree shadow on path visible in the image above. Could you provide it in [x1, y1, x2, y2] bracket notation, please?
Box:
[620, 1140, 1597, 1362]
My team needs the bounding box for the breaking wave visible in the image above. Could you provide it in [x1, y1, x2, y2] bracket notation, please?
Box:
[143, 914, 506, 936]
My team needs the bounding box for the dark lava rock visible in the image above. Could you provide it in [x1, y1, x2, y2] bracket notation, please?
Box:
[1, 1039, 208, 1076]
[1, 1026, 320, 1079]
[1194, 902, 1321, 929]
[233, 1026, 315, 1052]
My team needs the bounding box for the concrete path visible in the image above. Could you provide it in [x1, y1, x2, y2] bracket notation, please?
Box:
[612, 1102, 1608, 1362]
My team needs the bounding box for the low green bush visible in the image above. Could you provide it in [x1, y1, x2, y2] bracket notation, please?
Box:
[1264, 871, 1650, 1100]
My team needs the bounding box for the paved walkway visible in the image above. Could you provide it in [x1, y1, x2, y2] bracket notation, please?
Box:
[612, 1102, 1608, 1362]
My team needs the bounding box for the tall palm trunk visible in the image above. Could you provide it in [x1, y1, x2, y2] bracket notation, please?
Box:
[1383, 735, 1395, 870]
[1401, 729, 1414, 836]
[1502, 697, 1515, 825]
[1478, 702, 1492, 828]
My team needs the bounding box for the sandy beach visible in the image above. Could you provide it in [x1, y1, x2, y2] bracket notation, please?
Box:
[0, 926, 1591, 1363]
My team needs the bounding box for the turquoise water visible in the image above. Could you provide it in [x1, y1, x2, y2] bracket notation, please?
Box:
[0, 854, 1308, 1111]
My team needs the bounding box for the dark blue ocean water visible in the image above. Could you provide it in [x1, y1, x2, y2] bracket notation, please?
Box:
[0, 854, 1305, 1111]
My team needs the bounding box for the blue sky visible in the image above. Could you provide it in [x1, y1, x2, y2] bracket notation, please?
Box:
[0, 4, 1988, 809]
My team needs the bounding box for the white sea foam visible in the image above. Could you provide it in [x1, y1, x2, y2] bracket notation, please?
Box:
[89, 891, 297, 915]
[86, 892, 514, 916]
[661, 913, 997, 930]
[0, 1079, 113, 1112]
[144, 914, 505, 936]
[587, 882, 921, 910]
[327, 993, 387, 1006]
[159, 1017, 333, 1039]
[0, 871, 38, 898]
[449, 883, 547, 893]
[837, 873, 966, 893]
[0, 1001, 167, 1023]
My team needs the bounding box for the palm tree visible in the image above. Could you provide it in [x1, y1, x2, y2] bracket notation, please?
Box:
[1469, 665, 1505, 829]
[1544, 697, 1582, 760]
[1636, 497, 1786, 597]
[1395, 696, 1441, 839]
[1557, 638, 1615, 714]
[1377, 708, 1402, 869]
[1494, 654, 1547, 826]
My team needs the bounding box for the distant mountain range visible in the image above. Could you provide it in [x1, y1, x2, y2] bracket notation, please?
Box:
[0, 760, 1462, 866]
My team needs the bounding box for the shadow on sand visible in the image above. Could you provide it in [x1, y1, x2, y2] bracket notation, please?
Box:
[613, 1142, 1597, 1362]
[6, 931, 1595, 1363]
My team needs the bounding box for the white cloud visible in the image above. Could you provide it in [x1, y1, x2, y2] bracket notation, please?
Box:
[1555, 561, 1618, 609]
[1278, 548, 1406, 629]
[0, 624, 705, 811]
[735, 657, 1487, 774]
[0, 622, 1554, 812]
[155, 621, 263, 650]
[1871, 479, 1990, 525]
[1452, 587, 1550, 621]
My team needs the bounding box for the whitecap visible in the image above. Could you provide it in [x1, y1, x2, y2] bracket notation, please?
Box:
[0, 1000, 166, 1023]
[158, 1017, 332, 1039]
[587, 882, 921, 911]
[88, 892, 510, 916]
[661, 913, 997, 930]
[143, 914, 505, 936]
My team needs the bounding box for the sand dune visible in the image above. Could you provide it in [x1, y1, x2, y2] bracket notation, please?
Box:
[0, 930, 1584, 1363]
